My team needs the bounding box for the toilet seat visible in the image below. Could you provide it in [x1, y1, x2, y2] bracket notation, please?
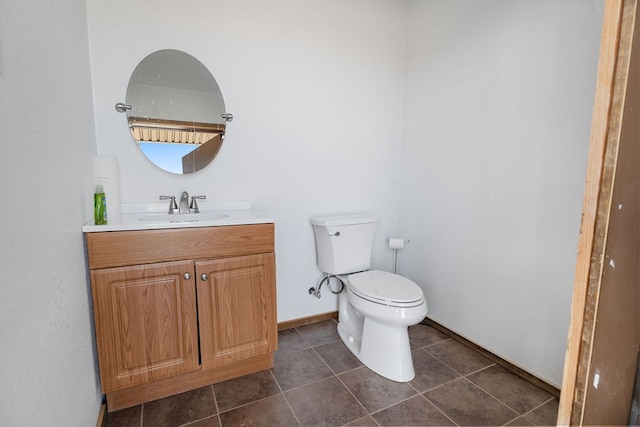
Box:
[348, 270, 424, 308]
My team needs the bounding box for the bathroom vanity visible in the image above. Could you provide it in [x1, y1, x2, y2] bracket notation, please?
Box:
[83, 210, 277, 411]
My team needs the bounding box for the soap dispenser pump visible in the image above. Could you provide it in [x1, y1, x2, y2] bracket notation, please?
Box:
[94, 183, 107, 225]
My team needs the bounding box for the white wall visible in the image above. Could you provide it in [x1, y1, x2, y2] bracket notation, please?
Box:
[0, 1, 102, 426]
[86, 0, 409, 321]
[399, 0, 603, 387]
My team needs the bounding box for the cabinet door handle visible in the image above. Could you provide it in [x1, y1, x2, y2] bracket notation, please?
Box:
[201, 274, 209, 281]
[183, 273, 191, 280]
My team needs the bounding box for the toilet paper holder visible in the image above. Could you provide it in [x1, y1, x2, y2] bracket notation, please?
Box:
[387, 238, 409, 274]
[387, 237, 409, 250]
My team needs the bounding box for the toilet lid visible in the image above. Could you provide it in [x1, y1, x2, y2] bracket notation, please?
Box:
[348, 270, 424, 306]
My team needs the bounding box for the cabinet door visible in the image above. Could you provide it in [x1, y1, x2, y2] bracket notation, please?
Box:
[196, 253, 277, 369]
[91, 260, 199, 392]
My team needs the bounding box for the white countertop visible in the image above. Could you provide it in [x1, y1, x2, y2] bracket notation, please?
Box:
[82, 201, 274, 232]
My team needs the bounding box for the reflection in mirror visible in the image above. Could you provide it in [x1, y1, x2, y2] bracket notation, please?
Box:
[124, 49, 229, 174]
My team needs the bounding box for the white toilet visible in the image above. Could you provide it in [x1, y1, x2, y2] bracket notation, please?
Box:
[310, 214, 428, 382]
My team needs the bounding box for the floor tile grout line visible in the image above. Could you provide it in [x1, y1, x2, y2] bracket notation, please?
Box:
[211, 387, 303, 427]
[463, 368, 554, 419]
[308, 332, 395, 422]
[409, 335, 452, 351]
[179, 414, 219, 427]
[308, 344, 375, 423]
[346, 414, 381, 426]
[464, 363, 556, 417]
[407, 341, 469, 397]
[275, 336, 368, 427]
[275, 372, 338, 395]
[328, 368, 370, 422]
[268, 367, 303, 427]
[294, 322, 341, 349]
[153, 385, 220, 427]
[416, 344, 464, 375]
[339, 372, 378, 416]
[462, 362, 498, 378]
[209, 384, 220, 415]
[310, 342, 342, 377]
[366, 390, 459, 427]
[418, 344, 494, 379]
[209, 383, 223, 427]
[293, 323, 373, 425]
[416, 335, 453, 347]
[418, 376, 473, 425]
[279, 397, 302, 426]
[419, 392, 461, 427]
[417, 373, 469, 395]
[463, 381, 523, 419]
[215, 392, 289, 418]
[418, 373, 525, 426]
[502, 414, 525, 426]
[309, 338, 366, 378]
[457, 376, 521, 419]
[275, 351, 373, 425]
[519, 395, 558, 424]
[212, 372, 295, 421]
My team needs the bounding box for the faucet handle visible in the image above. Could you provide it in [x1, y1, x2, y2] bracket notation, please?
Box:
[190, 195, 206, 213]
[159, 195, 178, 214]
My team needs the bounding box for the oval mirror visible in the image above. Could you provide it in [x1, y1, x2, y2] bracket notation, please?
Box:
[122, 49, 230, 174]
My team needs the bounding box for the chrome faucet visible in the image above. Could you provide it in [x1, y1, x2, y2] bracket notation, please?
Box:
[160, 192, 205, 214]
[179, 191, 190, 214]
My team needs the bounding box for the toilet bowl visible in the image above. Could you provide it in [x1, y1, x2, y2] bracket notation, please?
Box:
[337, 270, 427, 382]
[310, 214, 428, 382]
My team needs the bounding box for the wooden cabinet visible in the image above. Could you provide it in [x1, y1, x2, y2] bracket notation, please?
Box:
[85, 224, 277, 411]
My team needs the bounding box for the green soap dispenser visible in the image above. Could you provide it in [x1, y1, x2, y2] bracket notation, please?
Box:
[94, 184, 107, 225]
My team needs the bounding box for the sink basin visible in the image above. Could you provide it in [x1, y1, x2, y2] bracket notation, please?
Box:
[138, 212, 230, 223]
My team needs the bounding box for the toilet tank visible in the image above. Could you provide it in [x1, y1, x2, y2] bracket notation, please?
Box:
[310, 214, 379, 275]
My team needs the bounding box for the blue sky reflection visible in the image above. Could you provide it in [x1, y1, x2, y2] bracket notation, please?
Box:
[139, 142, 196, 174]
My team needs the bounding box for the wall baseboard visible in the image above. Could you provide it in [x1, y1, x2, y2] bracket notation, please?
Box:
[278, 311, 338, 331]
[96, 403, 106, 427]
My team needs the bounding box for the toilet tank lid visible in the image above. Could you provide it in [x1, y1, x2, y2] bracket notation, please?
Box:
[310, 214, 379, 227]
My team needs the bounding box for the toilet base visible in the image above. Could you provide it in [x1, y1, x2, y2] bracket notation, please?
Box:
[337, 313, 416, 383]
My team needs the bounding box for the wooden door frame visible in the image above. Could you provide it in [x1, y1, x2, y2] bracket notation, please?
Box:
[558, 0, 639, 424]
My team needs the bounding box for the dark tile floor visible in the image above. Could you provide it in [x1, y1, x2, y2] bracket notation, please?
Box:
[104, 320, 559, 426]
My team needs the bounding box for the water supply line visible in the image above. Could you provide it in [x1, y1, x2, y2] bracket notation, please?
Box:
[308, 274, 345, 299]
